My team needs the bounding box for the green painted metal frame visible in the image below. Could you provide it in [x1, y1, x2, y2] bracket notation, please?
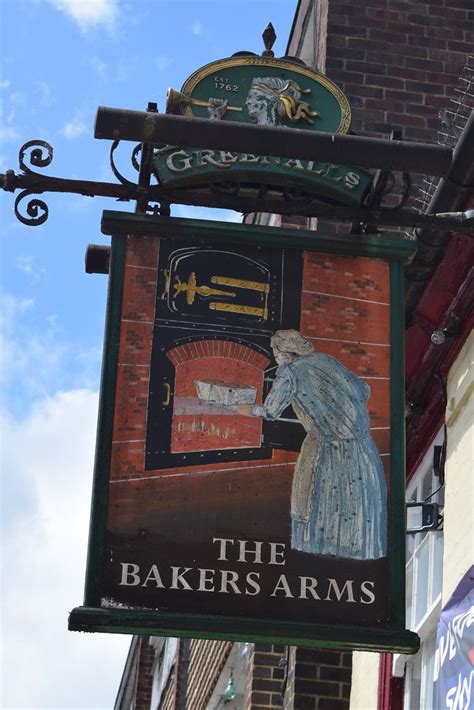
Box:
[69, 212, 419, 653]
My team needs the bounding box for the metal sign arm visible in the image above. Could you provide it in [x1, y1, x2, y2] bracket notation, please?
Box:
[94, 106, 454, 177]
[2, 162, 474, 232]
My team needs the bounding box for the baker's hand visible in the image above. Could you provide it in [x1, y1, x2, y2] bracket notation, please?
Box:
[236, 404, 252, 416]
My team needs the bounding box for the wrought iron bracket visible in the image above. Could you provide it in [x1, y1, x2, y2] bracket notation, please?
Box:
[2, 137, 474, 232]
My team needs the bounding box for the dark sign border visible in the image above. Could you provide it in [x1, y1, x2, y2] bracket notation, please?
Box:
[69, 212, 419, 654]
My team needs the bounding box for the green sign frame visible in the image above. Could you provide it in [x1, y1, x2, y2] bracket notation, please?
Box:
[69, 212, 419, 654]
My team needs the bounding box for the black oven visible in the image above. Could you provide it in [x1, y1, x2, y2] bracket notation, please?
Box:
[145, 239, 304, 470]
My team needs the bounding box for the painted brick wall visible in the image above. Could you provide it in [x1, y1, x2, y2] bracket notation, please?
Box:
[110, 235, 158, 481]
[281, 214, 392, 482]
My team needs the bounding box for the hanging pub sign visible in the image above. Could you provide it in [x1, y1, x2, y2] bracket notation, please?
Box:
[69, 212, 419, 654]
[153, 55, 373, 207]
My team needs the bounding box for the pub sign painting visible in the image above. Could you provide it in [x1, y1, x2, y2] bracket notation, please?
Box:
[69, 217, 418, 652]
[110, 234, 390, 617]
[70, 54, 418, 652]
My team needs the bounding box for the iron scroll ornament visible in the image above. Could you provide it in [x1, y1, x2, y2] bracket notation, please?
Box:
[7, 138, 146, 226]
[14, 140, 53, 226]
[109, 139, 143, 186]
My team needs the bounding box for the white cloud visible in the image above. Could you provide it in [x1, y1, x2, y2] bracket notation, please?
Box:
[192, 19, 203, 36]
[47, 0, 119, 32]
[15, 255, 46, 283]
[0, 294, 68, 407]
[0, 293, 102, 415]
[1, 293, 35, 328]
[62, 113, 88, 139]
[1, 389, 130, 708]
[0, 79, 11, 90]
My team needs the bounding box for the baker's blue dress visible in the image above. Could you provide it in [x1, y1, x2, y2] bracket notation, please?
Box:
[252, 352, 387, 560]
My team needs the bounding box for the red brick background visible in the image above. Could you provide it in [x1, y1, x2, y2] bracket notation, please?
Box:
[109, 237, 391, 481]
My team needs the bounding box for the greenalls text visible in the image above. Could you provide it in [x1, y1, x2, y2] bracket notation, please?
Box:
[162, 149, 363, 192]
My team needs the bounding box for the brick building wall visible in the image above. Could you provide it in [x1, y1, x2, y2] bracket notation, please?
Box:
[135, 637, 156, 710]
[158, 639, 232, 709]
[293, 648, 352, 710]
[287, 0, 472, 237]
[288, 0, 472, 143]
[244, 644, 287, 709]
[243, 644, 352, 710]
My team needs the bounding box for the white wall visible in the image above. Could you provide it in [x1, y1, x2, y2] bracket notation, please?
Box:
[443, 330, 474, 603]
[349, 652, 380, 709]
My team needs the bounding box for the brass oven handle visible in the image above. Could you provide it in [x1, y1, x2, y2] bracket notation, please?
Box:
[162, 383, 171, 406]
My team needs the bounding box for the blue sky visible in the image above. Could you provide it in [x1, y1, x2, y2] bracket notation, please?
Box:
[0, 1, 297, 707]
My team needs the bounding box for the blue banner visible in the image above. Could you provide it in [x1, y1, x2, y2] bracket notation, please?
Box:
[433, 566, 474, 710]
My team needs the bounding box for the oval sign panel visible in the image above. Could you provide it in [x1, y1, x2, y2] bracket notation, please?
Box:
[177, 55, 351, 134]
[156, 55, 372, 207]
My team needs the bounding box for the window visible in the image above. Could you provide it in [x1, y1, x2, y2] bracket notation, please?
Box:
[398, 431, 444, 710]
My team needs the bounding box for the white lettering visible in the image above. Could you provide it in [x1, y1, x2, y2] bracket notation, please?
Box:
[271, 574, 294, 598]
[446, 671, 473, 710]
[219, 151, 238, 164]
[323, 164, 343, 183]
[119, 563, 141, 586]
[219, 570, 241, 594]
[360, 580, 376, 604]
[213, 537, 235, 561]
[259, 155, 281, 166]
[141, 564, 165, 588]
[240, 153, 260, 163]
[268, 542, 286, 566]
[170, 567, 193, 590]
[166, 149, 193, 173]
[344, 171, 361, 189]
[325, 578, 356, 603]
[282, 158, 305, 172]
[197, 568, 215, 592]
[245, 572, 261, 596]
[299, 576, 321, 600]
[238, 539, 263, 564]
[434, 607, 474, 681]
[195, 149, 231, 169]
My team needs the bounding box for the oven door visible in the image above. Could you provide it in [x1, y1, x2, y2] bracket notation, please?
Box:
[145, 239, 303, 471]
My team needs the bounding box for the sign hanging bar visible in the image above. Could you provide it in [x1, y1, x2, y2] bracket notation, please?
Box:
[95, 106, 453, 177]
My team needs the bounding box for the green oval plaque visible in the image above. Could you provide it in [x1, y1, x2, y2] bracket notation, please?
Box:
[156, 55, 373, 207]
[179, 55, 351, 134]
